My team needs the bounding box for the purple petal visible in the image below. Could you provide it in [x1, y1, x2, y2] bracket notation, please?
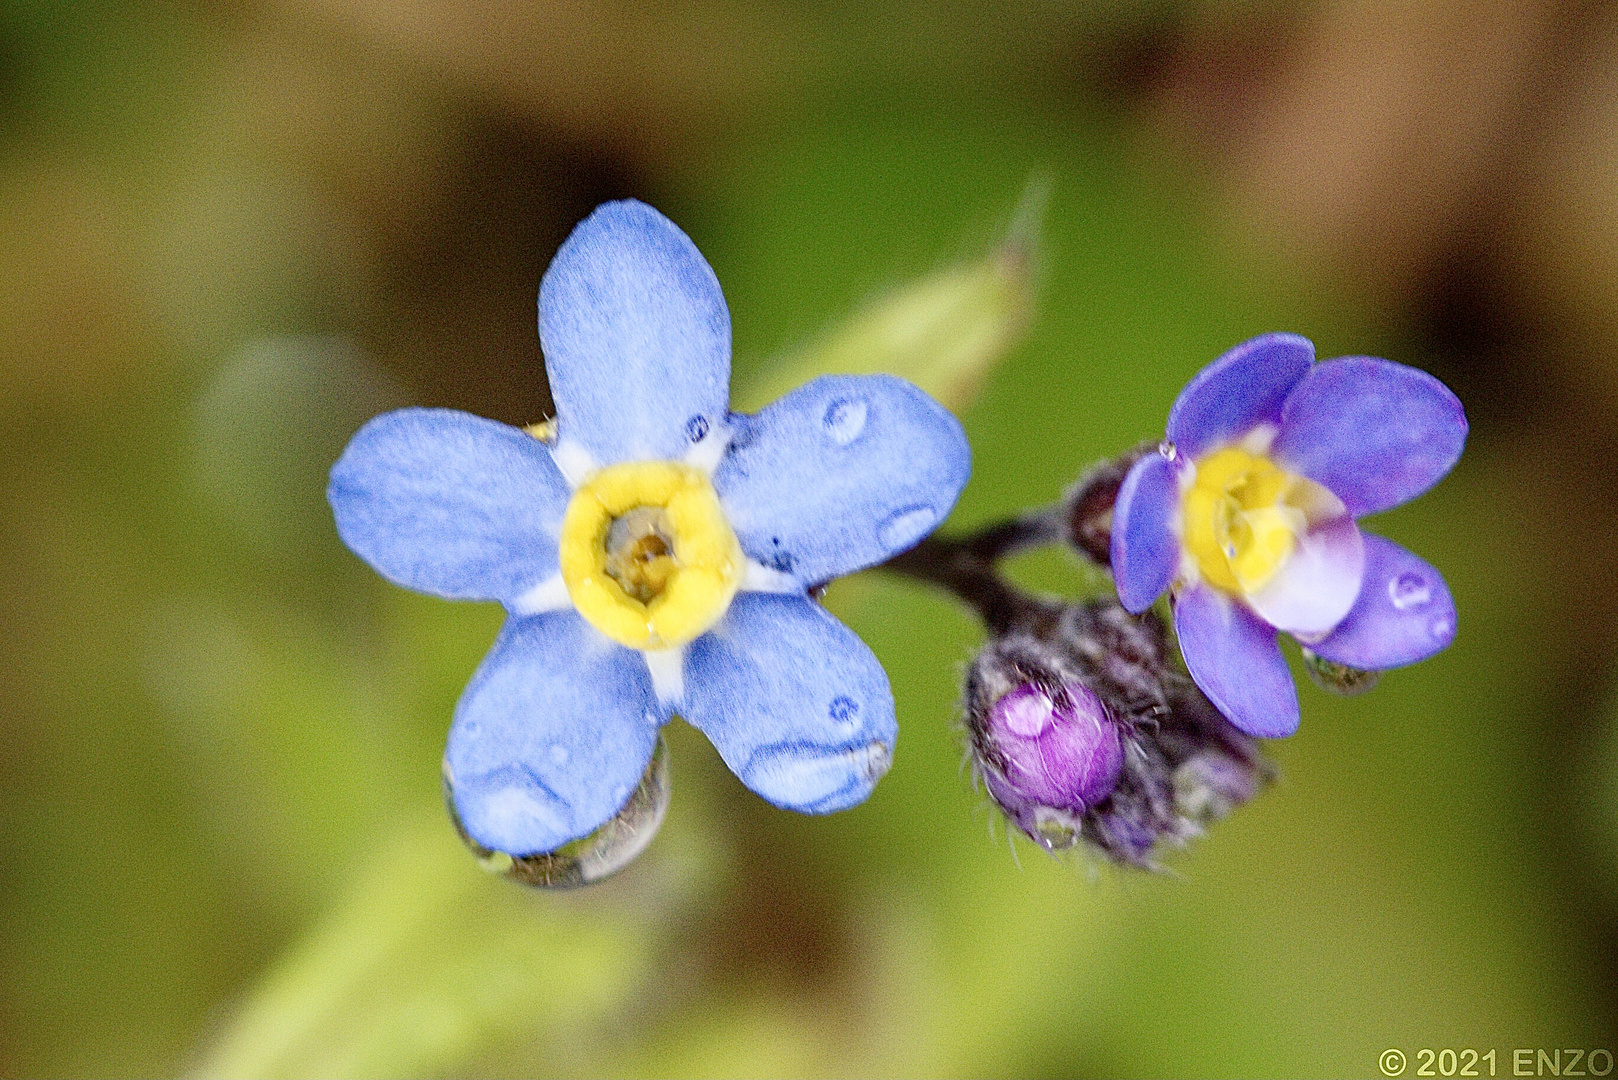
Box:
[1110, 451, 1181, 613]
[1244, 513, 1366, 636]
[1166, 333, 1314, 459]
[980, 682, 1122, 810]
[1174, 584, 1300, 738]
[328, 408, 570, 603]
[1272, 356, 1467, 517]
[540, 200, 732, 468]
[1305, 534, 1456, 669]
[443, 611, 662, 855]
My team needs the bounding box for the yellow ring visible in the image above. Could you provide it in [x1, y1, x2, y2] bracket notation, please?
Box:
[1182, 447, 1304, 596]
[558, 461, 743, 649]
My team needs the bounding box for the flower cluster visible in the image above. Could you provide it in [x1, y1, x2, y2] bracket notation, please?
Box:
[329, 196, 1467, 877]
[963, 597, 1270, 864]
[901, 333, 1464, 863]
[331, 200, 970, 869]
[1109, 333, 1467, 738]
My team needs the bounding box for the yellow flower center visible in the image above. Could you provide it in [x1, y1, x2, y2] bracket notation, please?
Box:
[558, 461, 743, 650]
[1181, 447, 1309, 595]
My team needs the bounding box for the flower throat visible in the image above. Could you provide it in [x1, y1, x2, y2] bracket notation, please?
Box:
[603, 506, 677, 604]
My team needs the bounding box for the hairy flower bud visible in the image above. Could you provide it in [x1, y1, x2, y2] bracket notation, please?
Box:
[1061, 443, 1154, 567]
[975, 682, 1123, 850]
[964, 598, 1273, 866]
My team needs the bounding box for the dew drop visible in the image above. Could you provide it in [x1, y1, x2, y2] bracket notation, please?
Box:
[828, 695, 858, 726]
[1388, 571, 1431, 610]
[1301, 648, 1381, 696]
[744, 740, 891, 804]
[823, 398, 868, 445]
[999, 687, 1055, 738]
[446, 735, 671, 889]
[878, 505, 936, 551]
[860, 739, 893, 782]
[685, 414, 709, 442]
[1030, 806, 1082, 851]
[1429, 614, 1455, 641]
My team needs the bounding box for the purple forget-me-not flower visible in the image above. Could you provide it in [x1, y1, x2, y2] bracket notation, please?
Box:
[329, 200, 970, 857]
[1109, 333, 1467, 738]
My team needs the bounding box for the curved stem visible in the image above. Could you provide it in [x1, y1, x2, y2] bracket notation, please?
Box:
[882, 520, 1062, 637]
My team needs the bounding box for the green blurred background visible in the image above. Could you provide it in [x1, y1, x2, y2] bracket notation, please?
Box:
[4, 1, 1618, 1076]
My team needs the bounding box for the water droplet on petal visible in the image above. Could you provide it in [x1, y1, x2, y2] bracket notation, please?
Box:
[1301, 647, 1382, 695]
[823, 398, 868, 445]
[446, 735, 671, 889]
[859, 739, 893, 782]
[685, 414, 709, 442]
[878, 505, 936, 551]
[1429, 614, 1454, 641]
[1388, 571, 1431, 610]
[999, 687, 1055, 738]
[828, 695, 858, 726]
[1030, 806, 1083, 851]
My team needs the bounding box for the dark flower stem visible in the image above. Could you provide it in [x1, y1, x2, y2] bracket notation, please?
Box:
[879, 447, 1149, 631]
[883, 531, 1058, 637]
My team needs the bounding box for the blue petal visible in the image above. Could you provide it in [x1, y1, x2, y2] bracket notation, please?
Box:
[1174, 583, 1300, 738]
[1272, 356, 1467, 517]
[1306, 534, 1456, 669]
[1111, 451, 1181, 613]
[682, 593, 897, 813]
[329, 408, 570, 603]
[444, 611, 662, 855]
[1166, 333, 1314, 458]
[539, 200, 732, 467]
[714, 374, 970, 585]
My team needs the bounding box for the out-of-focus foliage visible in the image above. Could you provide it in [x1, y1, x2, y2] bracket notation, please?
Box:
[3, 1, 1617, 1077]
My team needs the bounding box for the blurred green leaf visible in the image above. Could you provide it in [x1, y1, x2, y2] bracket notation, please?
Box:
[194, 812, 666, 1080]
[735, 178, 1044, 415]
[192, 337, 408, 556]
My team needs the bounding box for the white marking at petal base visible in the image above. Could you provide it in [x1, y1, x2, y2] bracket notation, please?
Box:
[742, 559, 801, 594]
[1177, 549, 1203, 588]
[643, 647, 686, 707]
[682, 422, 733, 474]
[1245, 515, 1365, 635]
[508, 573, 571, 617]
[1238, 422, 1280, 456]
[550, 438, 598, 489]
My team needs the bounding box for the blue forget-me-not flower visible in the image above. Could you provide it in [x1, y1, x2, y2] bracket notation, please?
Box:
[1108, 333, 1467, 738]
[329, 200, 971, 858]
